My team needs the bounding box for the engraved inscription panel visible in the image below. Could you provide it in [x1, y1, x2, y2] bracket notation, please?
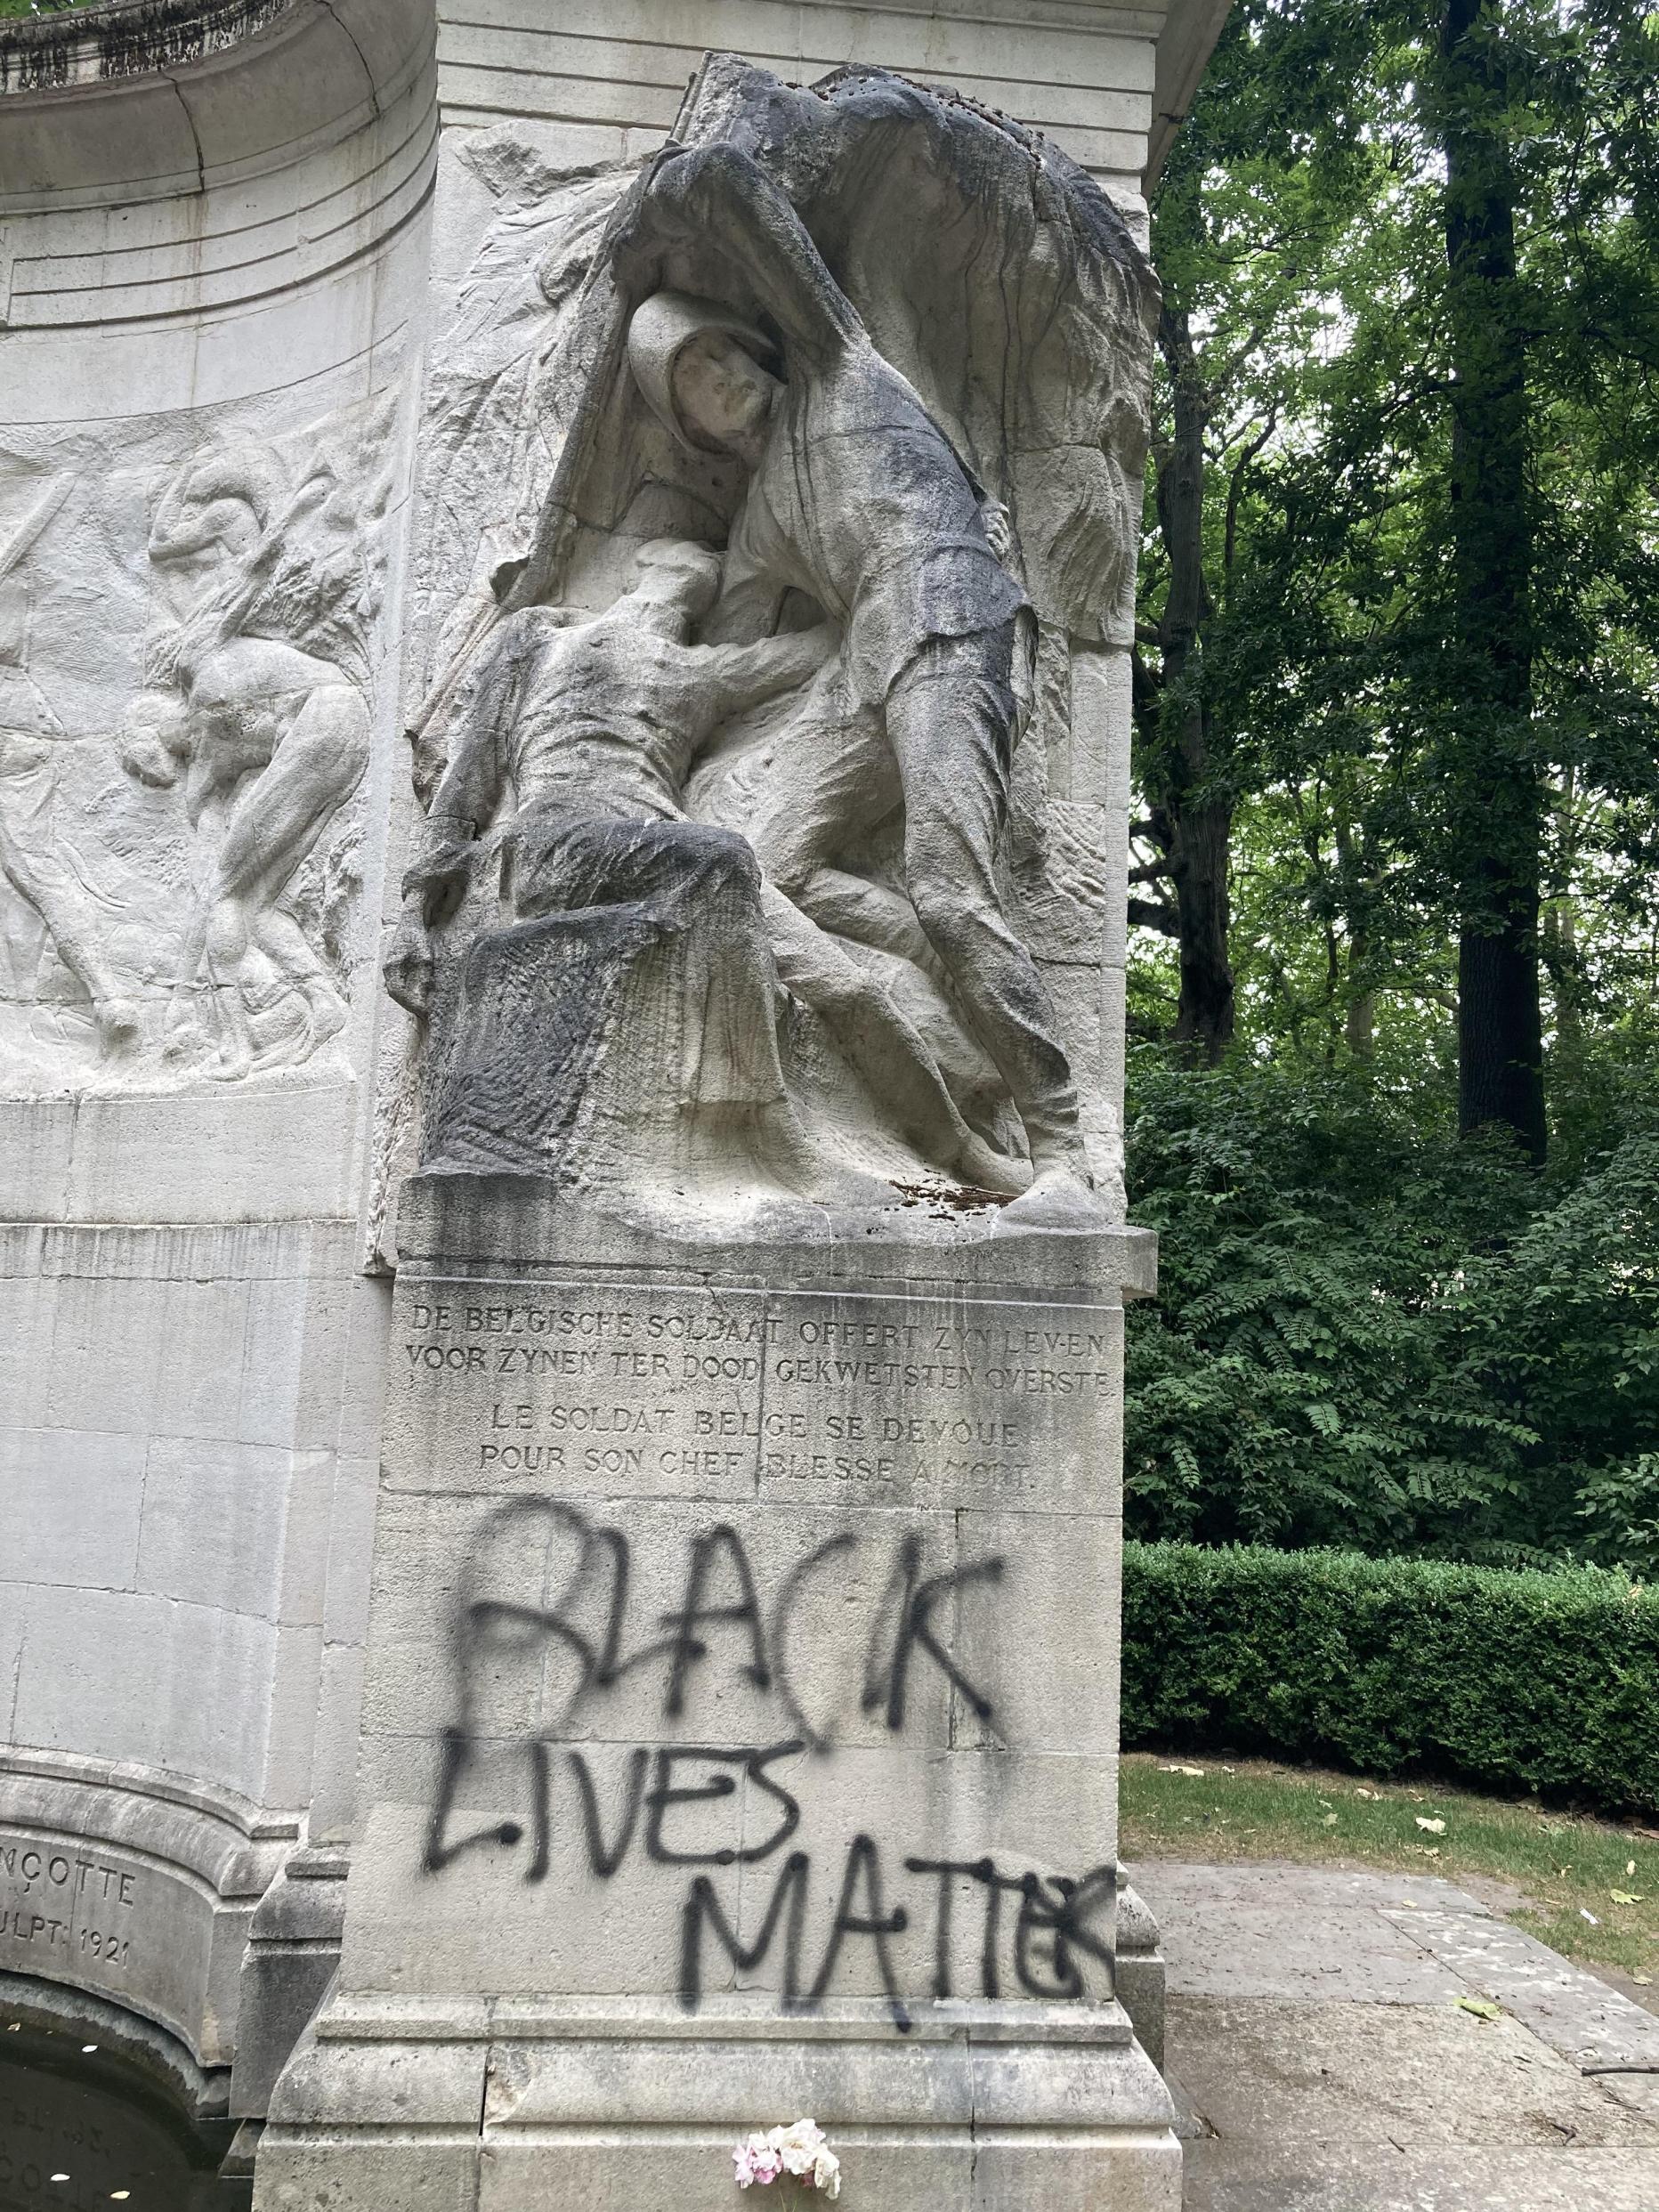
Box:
[0, 1836, 145, 1996]
[386, 1281, 1121, 1516]
[353, 1271, 1124, 2022]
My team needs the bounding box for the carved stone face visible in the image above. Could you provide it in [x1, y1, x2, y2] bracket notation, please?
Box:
[670, 333, 777, 456]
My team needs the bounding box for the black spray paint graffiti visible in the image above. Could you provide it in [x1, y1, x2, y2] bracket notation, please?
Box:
[680, 1843, 1119, 2031]
[439, 1497, 1002, 1751]
[421, 1496, 1115, 2030]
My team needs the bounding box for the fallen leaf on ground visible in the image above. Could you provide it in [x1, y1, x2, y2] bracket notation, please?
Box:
[1416, 1817, 1447, 1835]
[1627, 1860, 1638, 1877]
[1323, 1812, 1339, 1827]
[1356, 1787, 1380, 1800]
[1161, 1764, 1206, 1778]
[1610, 1890, 1644, 1906]
[1456, 1996, 1502, 2022]
[1632, 1973, 1653, 1987]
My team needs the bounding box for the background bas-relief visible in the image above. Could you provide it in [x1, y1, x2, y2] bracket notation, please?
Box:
[0, 0, 435, 2092]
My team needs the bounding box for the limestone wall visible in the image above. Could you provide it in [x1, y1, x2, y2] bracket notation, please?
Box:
[0, 0, 433, 2072]
[436, 0, 1162, 202]
[0, 0, 1222, 2105]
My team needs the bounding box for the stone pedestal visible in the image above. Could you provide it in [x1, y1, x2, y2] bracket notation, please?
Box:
[255, 1174, 1177, 2207]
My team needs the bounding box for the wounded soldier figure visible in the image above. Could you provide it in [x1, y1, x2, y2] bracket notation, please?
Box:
[386, 538, 1023, 1195]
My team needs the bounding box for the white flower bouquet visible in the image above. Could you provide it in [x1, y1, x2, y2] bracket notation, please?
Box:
[732, 2117, 842, 2199]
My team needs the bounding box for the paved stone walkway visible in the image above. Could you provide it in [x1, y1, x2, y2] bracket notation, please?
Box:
[1132, 1861, 1659, 2211]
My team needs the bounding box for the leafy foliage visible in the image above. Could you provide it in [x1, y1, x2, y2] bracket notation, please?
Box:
[1122, 1541, 1659, 1814]
[1133, 0, 1659, 1076]
[1125, 1041, 1659, 1567]
[1126, 0, 1659, 1572]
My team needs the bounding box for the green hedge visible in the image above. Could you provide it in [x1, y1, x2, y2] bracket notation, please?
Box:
[1121, 1542, 1659, 1817]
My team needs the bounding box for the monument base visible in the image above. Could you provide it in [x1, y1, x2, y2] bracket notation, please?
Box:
[254, 1176, 1173, 2208]
[256, 1993, 1179, 2209]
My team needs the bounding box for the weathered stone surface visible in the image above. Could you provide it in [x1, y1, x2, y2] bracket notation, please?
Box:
[347, 1200, 1129, 1999]
[264, 1992, 1177, 2209]
[0, 394, 402, 1096]
[1, 0, 430, 2102]
[1184, 2141, 1659, 2212]
[256, 1183, 1173, 2203]
[0, 1751, 297, 2068]
[1373, 1901, 1659, 2074]
[1116, 1879, 1168, 2071]
[1171, 1995, 1659, 2148]
[1, 0, 1207, 2184]
[387, 53, 1155, 1236]
[230, 1846, 352, 2121]
[1138, 1860, 1659, 2210]
[268, 69, 1170, 2188]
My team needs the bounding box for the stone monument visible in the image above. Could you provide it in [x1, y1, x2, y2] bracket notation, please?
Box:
[3, 0, 1226, 2191]
[253, 51, 1178, 2210]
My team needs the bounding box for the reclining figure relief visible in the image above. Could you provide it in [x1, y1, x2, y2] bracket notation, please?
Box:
[389, 539, 1024, 1199]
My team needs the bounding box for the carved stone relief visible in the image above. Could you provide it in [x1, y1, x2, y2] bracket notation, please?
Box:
[389, 60, 1155, 1228]
[0, 393, 396, 1095]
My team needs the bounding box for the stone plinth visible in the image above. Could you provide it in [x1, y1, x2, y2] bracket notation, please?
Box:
[254, 1175, 1177, 2207]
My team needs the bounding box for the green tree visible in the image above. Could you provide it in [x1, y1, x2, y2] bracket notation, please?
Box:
[1132, 0, 1382, 1060]
[1434, 0, 1544, 1155]
[1125, 2, 1659, 1559]
[1135, 0, 1659, 1136]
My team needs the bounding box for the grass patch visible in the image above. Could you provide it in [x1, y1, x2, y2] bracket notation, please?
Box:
[1121, 1750, 1659, 1986]
[0, 0, 93, 19]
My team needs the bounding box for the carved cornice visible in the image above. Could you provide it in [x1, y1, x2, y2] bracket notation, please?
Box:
[1145, 0, 1233, 184]
[0, 0, 295, 96]
[0, 0, 435, 327]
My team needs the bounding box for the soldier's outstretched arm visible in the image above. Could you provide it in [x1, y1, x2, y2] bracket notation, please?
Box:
[697, 621, 837, 723]
[402, 617, 528, 928]
[629, 143, 863, 362]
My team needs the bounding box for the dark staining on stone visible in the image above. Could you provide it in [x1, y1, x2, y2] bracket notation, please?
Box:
[0, 0, 289, 97]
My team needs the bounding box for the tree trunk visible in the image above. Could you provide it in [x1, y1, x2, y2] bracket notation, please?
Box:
[1439, 0, 1546, 1161]
[1332, 812, 1375, 1060]
[1345, 984, 1376, 1061]
[1541, 775, 1582, 1045]
[1168, 798, 1234, 1059]
[1460, 912, 1544, 1143]
[1150, 303, 1235, 1063]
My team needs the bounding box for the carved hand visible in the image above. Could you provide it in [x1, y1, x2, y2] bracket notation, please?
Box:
[384, 914, 437, 1020]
